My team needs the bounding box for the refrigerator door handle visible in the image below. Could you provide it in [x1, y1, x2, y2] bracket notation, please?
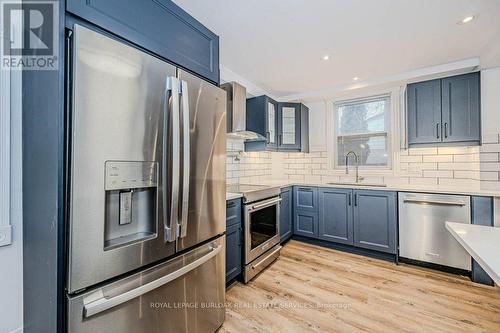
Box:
[179, 80, 190, 238]
[164, 76, 180, 242]
[83, 244, 223, 318]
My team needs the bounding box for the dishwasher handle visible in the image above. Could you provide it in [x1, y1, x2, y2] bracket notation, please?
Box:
[403, 198, 467, 207]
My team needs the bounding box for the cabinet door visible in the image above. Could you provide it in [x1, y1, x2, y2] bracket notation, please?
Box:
[353, 190, 397, 254]
[441, 72, 480, 144]
[277, 103, 301, 150]
[318, 188, 353, 245]
[67, 0, 219, 83]
[407, 79, 442, 145]
[266, 98, 279, 149]
[293, 186, 318, 212]
[279, 187, 293, 242]
[225, 224, 242, 282]
[294, 210, 318, 238]
[226, 199, 241, 228]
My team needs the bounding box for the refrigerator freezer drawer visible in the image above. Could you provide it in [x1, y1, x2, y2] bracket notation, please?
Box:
[67, 236, 225, 333]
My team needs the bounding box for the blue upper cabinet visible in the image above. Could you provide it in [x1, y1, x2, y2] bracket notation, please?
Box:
[407, 72, 480, 147]
[277, 103, 309, 152]
[407, 79, 442, 145]
[66, 0, 220, 83]
[246, 96, 279, 150]
[246, 97, 309, 152]
[441, 72, 480, 144]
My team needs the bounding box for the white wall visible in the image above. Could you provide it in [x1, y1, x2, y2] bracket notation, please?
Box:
[0, 70, 23, 333]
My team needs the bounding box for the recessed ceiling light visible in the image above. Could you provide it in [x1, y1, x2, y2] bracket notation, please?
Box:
[353, 77, 359, 81]
[458, 15, 476, 24]
[322, 55, 330, 61]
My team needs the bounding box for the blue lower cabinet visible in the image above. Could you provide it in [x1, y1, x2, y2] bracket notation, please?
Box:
[353, 190, 397, 254]
[294, 210, 318, 238]
[225, 224, 242, 282]
[318, 188, 353, 245]
[293, 186, 318, 211]
[226, 199, 242, 283]
[280, 187, 293, 242]
[471, 196, 494, 285]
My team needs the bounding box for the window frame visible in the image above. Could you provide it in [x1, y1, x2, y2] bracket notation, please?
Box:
[331, 94, 393, 171]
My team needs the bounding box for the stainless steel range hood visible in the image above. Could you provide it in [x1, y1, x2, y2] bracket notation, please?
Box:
[221, 81, 266, 140]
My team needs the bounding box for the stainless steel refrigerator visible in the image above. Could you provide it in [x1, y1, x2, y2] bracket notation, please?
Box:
[66, 24, 226, 333]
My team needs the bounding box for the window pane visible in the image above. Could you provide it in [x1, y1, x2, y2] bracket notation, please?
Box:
[337, 99, 388, 135]
[337, 135, 388, 166]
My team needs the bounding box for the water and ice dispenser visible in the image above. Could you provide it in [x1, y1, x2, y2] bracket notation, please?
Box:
[104, 161, 158, 250]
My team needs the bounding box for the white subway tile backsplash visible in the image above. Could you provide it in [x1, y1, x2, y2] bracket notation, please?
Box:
[480, 153, 499, 162]
[409, 177, 438, 186]
[453, 170, 480, 180]
[409, 147, 438, 155]
[227, 134, 500, 189]
[423, 170, 453, 178]
[422, 155, 453, 163]
[438, 162, 478, 171]
[480, 172, 499, 181]
[480, 143, 500, 153]
[400, 155, 423, 163]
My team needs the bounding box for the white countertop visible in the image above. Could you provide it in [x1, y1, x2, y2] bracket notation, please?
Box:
[446, 222, 500, 286]
[229, 179, 500, 197]
[226, 192, 243, 201]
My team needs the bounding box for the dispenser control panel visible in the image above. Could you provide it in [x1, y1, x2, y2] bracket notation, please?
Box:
[105, 161, 158, 191]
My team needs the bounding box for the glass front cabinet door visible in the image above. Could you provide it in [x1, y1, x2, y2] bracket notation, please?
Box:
[266, 99, 278, 149]
[278, 102, 301, 150]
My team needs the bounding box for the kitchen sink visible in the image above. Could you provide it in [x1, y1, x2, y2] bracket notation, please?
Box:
[328, 182, 387, 187]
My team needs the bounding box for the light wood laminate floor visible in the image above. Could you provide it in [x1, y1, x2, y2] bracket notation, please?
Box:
[220, 240, 500, 333]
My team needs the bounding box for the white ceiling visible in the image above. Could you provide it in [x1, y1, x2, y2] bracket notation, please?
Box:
[174, 0, 500, 100]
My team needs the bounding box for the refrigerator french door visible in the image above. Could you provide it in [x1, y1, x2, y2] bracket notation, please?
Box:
[66, 24, 226, 332]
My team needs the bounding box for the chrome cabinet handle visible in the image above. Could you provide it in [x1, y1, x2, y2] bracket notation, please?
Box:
[83, 244, 222, 318]
[348, 193, 352, 206]
[444, 123, 448, 138]
[164, 76, 180, 242]
[436, 123, 440, 139]
[179, 80, 190, 239]
[403, 198, 466, 206]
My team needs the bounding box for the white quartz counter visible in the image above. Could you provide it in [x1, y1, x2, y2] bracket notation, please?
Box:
[226, 192, 243, 201]
[231, 179, 500, 197]
[446, 222, 500, 286]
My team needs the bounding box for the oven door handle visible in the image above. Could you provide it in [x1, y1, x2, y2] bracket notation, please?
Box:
[251, 197, 282, 210]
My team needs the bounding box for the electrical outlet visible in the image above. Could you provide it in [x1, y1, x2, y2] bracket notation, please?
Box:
[0, 225, 12, 247]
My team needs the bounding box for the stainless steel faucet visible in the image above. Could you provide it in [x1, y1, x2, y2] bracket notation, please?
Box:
[345, 151, 363, 183]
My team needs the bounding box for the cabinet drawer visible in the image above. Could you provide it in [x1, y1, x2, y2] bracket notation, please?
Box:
[226, 199, 242, 227]
[67, 0, 220, 83]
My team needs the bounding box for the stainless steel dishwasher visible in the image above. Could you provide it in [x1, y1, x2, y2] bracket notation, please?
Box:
[398, 192, 471, 270]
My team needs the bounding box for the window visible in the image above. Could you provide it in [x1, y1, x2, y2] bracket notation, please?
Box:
[334, 95, 391, 168]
